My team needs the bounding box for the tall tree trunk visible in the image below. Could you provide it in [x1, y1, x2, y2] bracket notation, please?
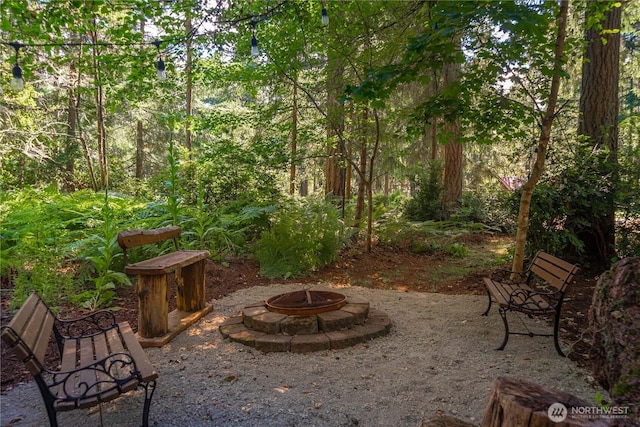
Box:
[443, 134, 463, 215]
[64, 60, 80, 191]
[345, 137, 352, 199]
[136, 121, 144, 178]
[384, 172, 390, 197]
[442, 40, 463, 216]
[136, 17, 145, 179]
[290, 81, 297, 195]
[512, 0, 569, 274]
[430, 120, 438, 161]
[365, 109, 381, 253]
[95, 83, 107, 189]
[576, 1, 622, 265]
[91, 18, 108, 190]
[345, 106, 353, 200]
[325, 39, 345, 199]
[355, 108, 368, 225]
[185, 15, 193, 152]
[429, 69, 440, 162]
[76, 112, 99, 191]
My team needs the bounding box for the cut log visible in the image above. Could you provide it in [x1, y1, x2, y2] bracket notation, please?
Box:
[137, 274, 168, 338]
[482, 376, 608, 427]
[422, 415, 475, 426]
[176, 260, 206, 312]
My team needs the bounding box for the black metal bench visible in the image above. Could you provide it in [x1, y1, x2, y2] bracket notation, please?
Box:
[482, 250, 580, 356]
[1, 293, 158, 427]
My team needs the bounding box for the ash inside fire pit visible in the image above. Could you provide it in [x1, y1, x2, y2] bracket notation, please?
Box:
[266, 290, 347, 315]
[219, 288, 392, 353]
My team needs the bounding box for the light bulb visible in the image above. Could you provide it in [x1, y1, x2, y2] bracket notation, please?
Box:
[11, 63, 24, 91]
[321, 7, 329, 26]
[157, 58, 166, 81]
[251, 35, 259, 57]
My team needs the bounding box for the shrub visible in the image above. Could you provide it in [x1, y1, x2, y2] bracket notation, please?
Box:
[181, 188, 276, 257]
[73, 194, 131, 310]
[450, 192, 487, 224]
[11, 257, 74, 311]
[409, 239, 441, 255]
[255, 199, 345, 278]
[448, 242, 468, 258]
[404, 161, 445, 221]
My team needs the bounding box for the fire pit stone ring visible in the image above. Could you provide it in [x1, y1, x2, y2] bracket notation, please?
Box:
[219, 289, 392, 353]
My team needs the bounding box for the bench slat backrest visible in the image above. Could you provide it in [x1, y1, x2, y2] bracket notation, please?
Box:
[529, 250, 580, 292]
[117, 226, 181, 250]
[0, 293, 55, 376]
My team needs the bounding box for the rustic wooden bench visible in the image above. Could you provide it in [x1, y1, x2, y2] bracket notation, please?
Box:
[482, 250, 580, 356]
[117, 226, 211, 347]
[1, 293, 158, 427]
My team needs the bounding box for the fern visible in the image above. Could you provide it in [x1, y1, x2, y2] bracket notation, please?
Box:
[255, 199, 344, 279]
[72, 192, 132, 310]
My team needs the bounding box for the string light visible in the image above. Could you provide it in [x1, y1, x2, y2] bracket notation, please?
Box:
[9, 42, 24, 91]
[3, 1, 308, 85]
[251, 35, 258, 57]
[321, 6, 329, 27]
[250, 19, 259, 57]
[3, 1, 316, 86]
[3, 39, 173, 86]
[152, 40, 166, 81]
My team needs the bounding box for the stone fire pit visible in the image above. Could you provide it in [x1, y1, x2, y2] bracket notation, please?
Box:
[219, 289, 392, 353]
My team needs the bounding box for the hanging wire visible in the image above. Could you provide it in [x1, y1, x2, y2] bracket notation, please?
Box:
[2, 0, 306, 85]
[0, 37, 185, 49]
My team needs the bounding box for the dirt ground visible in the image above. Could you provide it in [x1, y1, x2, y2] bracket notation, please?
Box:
[0, 233, 601, 394]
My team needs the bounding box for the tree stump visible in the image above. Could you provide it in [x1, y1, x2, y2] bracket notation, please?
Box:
[482, 376, 608, 427]
[422, 415, 475, 427]
[589, 256, 640, 424]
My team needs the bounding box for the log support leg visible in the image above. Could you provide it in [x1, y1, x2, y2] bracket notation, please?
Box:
[137, 274, 168, 338]
[176, 260, 206, 312]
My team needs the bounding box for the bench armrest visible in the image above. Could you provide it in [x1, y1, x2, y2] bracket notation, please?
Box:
[507, 287, 564, 311]
[54, 310, 118, 339]
[46, 352, 142, 400]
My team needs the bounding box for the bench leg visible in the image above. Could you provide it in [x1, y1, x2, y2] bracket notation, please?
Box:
[34, 376, 58, 427]
[141, 379, 157, 427]
[44, 402, 58, 427]
[481, 287, 492, 316]
[497, 307, 510, 351]
[553, 310, 565, 357]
